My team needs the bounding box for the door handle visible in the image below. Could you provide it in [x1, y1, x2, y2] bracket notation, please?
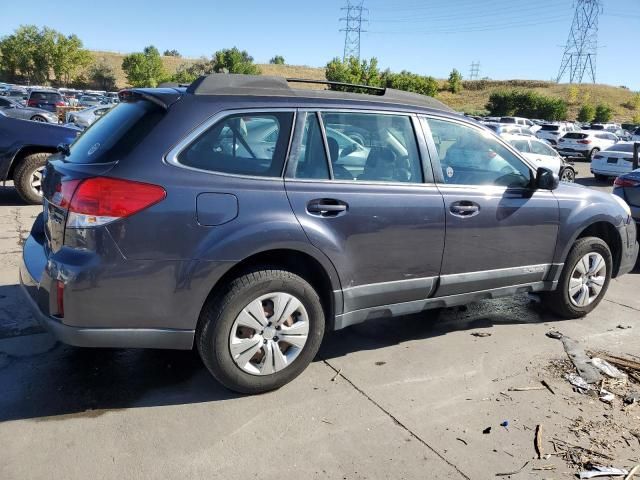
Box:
[307, 199, 348, 217]
[450, 201, 480, 217]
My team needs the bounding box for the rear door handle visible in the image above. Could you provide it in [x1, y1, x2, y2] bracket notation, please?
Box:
[307, 199, 348, 217]
[450, 201, 480, 217]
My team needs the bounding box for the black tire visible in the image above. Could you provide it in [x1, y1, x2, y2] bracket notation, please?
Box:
[540, 237, 612, 319]
[13, 152, 49, 204]
[560, 167, 575, 183]
[588, 147, 600, 161]
[30, 115, 46, 122]
[197, 268, 325, 394]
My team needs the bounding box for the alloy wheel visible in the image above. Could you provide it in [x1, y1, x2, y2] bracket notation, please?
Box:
[29, 167, 44, 198]
[568, 252, 606, 307]
[229, 292, 309, 375]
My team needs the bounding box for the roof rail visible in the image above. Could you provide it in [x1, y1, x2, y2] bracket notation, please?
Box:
[285, 78, 385, 94]
[187, 74, 290, 95]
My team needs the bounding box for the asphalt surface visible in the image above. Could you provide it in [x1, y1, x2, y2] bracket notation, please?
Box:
[1, 163, 639, 479]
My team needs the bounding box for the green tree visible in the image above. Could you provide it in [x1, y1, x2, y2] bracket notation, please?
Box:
[567, 85, 579, 104]
[486, 90, 567, 120]
[122, 45, 165, 87]
[593, 103, 613, 123]
[163, 49, 181, 57]
[211, 47, 260, 74]
[170, 57, 215, 83]
[447, 69, 463, 94]
[269, 55, 285, 65]
[383, 70, 438, 97]
[89, 61, 117, 91]
[325, 57, 382, 92]
[577, 104, 595, 123]
[51, 33, 92, 86]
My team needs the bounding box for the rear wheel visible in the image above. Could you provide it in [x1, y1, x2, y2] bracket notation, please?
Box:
[30, 115, 46, 122]
[540, 237, 612, 318]
[560, 167, 575, 183]
[588, 147, 600, 161]
[13, 152, 49, 204]
[197, 268, 325, 394]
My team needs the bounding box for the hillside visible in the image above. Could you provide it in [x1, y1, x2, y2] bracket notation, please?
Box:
[92, 50, 637, 122]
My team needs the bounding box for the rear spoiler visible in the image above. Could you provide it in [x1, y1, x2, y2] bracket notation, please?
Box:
[118, 88, 183, 109]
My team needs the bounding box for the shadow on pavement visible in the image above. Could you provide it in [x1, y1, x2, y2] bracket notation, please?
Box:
[576, 176, 612, 188]
[0, 293, 568, 423]
[0, 184, 27, 207]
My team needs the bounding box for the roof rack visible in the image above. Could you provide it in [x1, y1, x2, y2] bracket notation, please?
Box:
[185, 74, 453, 112]
[285, 78, 385, 94]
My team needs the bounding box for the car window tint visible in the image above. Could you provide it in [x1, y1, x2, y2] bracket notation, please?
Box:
[0, 98, 10, 107]
[427, 118, 531, 188]
[510, 139, 530, 153]
[293, 113, 330, 180]
[177, 112, 293, 177]
[530, 140, 556, 156]
[320, 112, 423, 183]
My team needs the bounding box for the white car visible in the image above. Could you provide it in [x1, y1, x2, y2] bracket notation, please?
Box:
[66, 104, 114, 129]
[590, 142, 639, 180]
[502, 134, 576, 182]
[499, 116, 541, 133]
[536, 123, 579, 145]
[557, 130, 619, 160]
[632, 127, 640, 142]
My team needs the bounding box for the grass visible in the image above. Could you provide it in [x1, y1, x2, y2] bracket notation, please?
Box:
[92, 50, 638, 122]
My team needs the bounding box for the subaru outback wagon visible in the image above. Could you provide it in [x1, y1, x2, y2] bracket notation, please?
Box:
[20, 75, 638, 394]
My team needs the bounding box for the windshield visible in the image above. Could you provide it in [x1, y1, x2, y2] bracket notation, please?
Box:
[605, 143, 635, 153]
[65, 99, 163, 164]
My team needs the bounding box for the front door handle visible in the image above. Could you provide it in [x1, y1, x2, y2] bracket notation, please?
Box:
[307, 199, 348, 217]
[450, 201, 480, 218]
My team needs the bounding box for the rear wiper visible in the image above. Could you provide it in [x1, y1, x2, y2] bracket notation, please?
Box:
[57, 143, 70, 157]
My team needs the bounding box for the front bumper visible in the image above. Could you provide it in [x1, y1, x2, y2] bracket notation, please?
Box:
[19, 224, 194, 350]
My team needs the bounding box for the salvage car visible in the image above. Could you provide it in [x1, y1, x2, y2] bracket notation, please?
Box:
[20, 75, 638, 394]
[0, 110, 79, 203]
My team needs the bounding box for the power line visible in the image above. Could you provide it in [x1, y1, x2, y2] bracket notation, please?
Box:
[469, 61, 480, 81]
[340, 1, 368, 60]
[556, 0, 602, 84]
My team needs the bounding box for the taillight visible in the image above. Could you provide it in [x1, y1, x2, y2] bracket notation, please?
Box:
[577, 140, 592, 144]
[614, 177, 640, 188]
[65, 177, 166, 228]
[55, 101, 64, 106]
[27, 99, 37, 107]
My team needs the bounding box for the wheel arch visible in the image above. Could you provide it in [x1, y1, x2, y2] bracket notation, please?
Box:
[6, 145, 56, 180]
[569, 221, 623, 277]
[199, 247, 342, 331]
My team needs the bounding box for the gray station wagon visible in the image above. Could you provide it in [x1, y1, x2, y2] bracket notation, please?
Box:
[20, 75, 638, 393]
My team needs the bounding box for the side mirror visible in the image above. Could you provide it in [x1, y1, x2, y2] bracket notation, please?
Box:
[536, 167, 559, 190]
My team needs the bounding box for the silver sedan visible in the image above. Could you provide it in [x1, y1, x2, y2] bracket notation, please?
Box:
[0, 97, 59, 123]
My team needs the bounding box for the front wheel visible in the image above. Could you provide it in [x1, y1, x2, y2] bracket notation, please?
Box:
[13, 152, 49, 204]
[197, 268, 325, 394]
[540, 237, 612, 318]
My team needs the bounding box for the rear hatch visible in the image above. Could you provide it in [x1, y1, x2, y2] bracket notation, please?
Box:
[42, 96, 165, 253]
[558, 132, 589, 150]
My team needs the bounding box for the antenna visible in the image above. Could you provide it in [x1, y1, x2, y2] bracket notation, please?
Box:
[469, 61, 481, 81]
[340, 1, 368, 61]
[556, 0, 602, 84]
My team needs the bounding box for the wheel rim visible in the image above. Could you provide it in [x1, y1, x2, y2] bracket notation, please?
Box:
[29, 167, 44, 197]
[569, 252, 606, 307]
[32, 116, 45, 122]
[561, 169, 575, 182]
[229, 292, 309, 375]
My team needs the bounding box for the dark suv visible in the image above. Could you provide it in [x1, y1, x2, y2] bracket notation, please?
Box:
[26, 89, 65, 112]
[20, 75, 638, 393]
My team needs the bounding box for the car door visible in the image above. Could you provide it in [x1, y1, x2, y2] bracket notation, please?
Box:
[420, 115, 560, 296]
[284, 110, 446, 321]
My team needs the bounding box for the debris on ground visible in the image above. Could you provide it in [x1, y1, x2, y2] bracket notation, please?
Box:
[598, 388, 615, 404]
[625, 465, 640, 480]
[566, 372, 591, 393]
[471, 332, 492, 337]
[500, 420, 509, 429]
[495, 461, 529, 477]
[560, 336, 602, 383]
[541, 379, 555, 394]
[617, 324, 632, 329]
[591, 357, 627, 380]
[508, 385, 546, 392]
[546, 330, 564, 339]
[578, 466, 629, 479]
[374, 361, 386, 366]
[594, 354, 640, 383]
[330, 369, 342, 382]
[483, 426, 492, 434]
[624, 392, 640, 405]
[534, 424, 543, 459]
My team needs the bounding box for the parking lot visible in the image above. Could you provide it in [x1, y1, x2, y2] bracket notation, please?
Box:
[0, 160, 638, 480]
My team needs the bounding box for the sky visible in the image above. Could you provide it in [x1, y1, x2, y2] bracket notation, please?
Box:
[2, 0, 639, 89]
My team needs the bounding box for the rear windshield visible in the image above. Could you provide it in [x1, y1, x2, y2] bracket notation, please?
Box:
[564, 132, 588, 139]
[605, 143, 635, 153]
[64, 99, 163, 164]
[500, 117, 516, 124]
[540, 125, 559, 131]
[590, 124, 604, 130]
[31, 92, 62, 102]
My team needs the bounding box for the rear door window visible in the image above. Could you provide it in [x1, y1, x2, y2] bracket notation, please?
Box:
[177, 112, 294, 177]
[530, 140, 557, 156]
[64, 99, 163, 164]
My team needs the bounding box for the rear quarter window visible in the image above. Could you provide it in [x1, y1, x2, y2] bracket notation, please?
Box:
[64, 99, 163, 164]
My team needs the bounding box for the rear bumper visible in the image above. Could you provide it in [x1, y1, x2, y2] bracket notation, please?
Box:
[19, 226, 194, 350]
[616, 220, 639, 276]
